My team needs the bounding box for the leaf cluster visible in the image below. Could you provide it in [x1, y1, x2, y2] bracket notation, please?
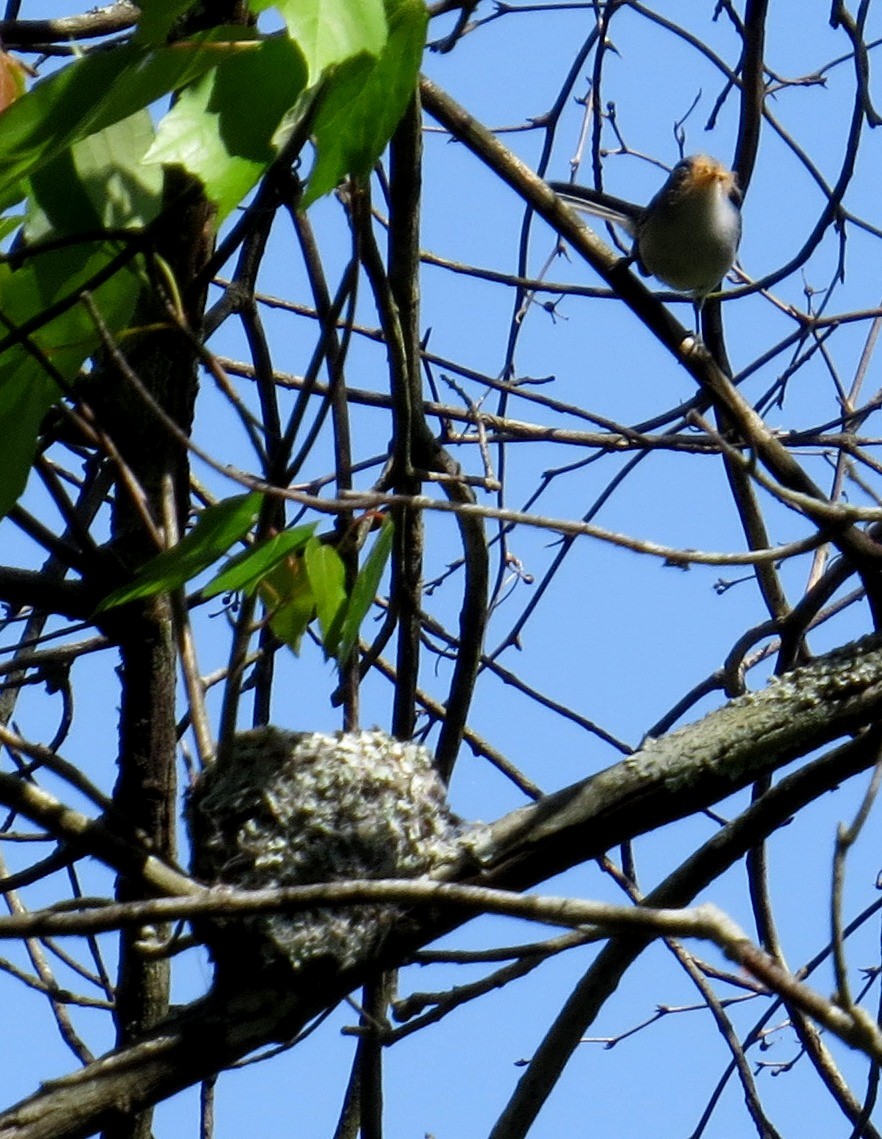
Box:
[0, 0, 421, 653]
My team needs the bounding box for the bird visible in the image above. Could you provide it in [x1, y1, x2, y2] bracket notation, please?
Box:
[548, 155, 742, 325]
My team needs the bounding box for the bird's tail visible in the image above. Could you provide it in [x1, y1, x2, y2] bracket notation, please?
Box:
[546, 181, 640, 237]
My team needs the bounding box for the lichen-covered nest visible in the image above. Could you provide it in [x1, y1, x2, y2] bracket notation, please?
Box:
[187, 727, 464, 975]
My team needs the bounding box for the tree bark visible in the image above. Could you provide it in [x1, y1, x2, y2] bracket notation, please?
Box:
[2, 635, 882, 1138]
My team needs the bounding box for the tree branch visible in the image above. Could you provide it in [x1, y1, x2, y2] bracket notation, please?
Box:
[4, 633, 882, 1136]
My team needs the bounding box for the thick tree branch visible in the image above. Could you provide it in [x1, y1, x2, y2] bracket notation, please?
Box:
[470, 633, 882, 886]
[0, 3, 139, 46]
[2, 635, 882, 1136]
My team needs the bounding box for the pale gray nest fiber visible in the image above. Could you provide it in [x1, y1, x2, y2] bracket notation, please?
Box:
[187, 727, 463, 974]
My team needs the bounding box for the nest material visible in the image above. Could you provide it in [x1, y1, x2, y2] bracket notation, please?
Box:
[187, 727, 463, 975]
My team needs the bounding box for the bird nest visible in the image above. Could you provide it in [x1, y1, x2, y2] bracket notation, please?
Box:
[187, 727, 465, 977]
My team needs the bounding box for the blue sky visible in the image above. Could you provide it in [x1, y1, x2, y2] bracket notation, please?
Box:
[4, 2, 882, 1136]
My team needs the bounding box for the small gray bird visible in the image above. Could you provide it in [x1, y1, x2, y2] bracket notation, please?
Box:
[549, 155, 742, 322]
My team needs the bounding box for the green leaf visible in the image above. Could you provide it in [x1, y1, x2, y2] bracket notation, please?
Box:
[0, 243, 143, 365]
[335, 517, 393, 660]
[202, 523, 316, 598]
[145, 37, 308, 219]
[0, 104, 165, 521]
[29, 110, 163, 239]
[0, 237, 147, 518]
[0, 363, 59, 518]
[0, 214, 23, 243]
[304, 537, 347, 648]
[250, 0, 387, 81]
[257, 554, 316, 654]
[303, 0, 426, 205]
[98, 492, 263, 609]
[0, 31, 248, 206]
[135, 0, 199, 43]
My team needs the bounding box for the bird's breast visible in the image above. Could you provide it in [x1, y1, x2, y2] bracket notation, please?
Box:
[637, 186, 741, 297]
